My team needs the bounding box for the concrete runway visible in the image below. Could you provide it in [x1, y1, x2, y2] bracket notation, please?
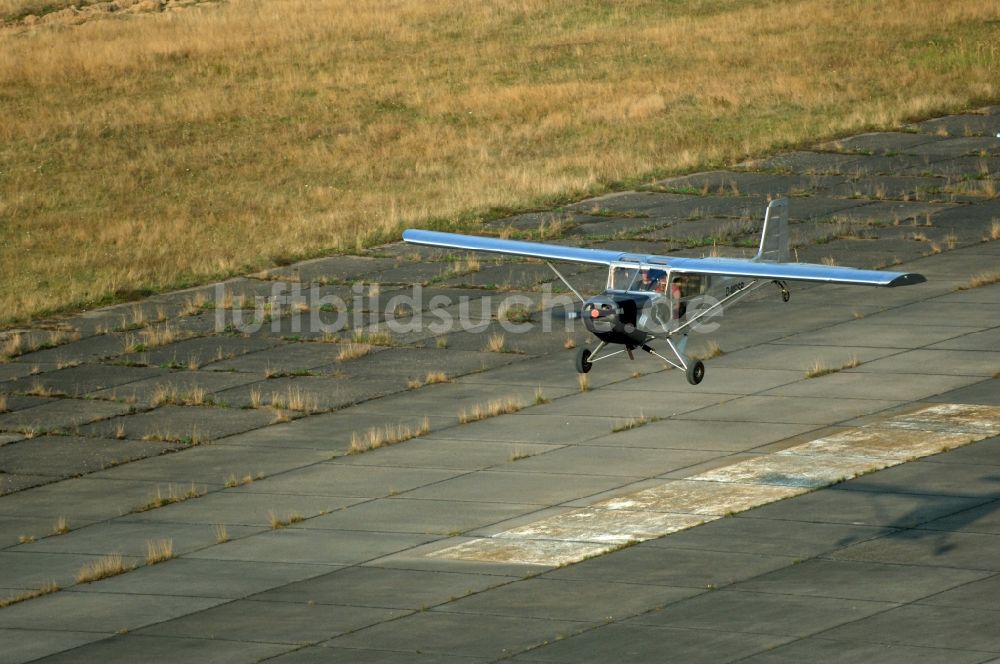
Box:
[1, 108, 999, 662]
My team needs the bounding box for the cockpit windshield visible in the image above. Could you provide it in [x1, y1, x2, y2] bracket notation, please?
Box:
[611, 266, 668, 293]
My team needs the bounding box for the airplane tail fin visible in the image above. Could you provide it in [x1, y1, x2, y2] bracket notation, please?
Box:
[754, 198, 789, 263]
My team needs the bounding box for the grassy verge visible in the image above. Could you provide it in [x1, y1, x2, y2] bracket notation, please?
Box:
[1, 0, 996, 323]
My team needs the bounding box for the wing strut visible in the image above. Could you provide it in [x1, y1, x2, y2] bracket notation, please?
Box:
[546, 262, 586, 303]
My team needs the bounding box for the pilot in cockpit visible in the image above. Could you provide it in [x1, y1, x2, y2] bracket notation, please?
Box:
[637, 268, 666, 292]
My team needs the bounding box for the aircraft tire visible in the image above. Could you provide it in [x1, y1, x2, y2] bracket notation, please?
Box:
[575, 347, 593, 374]
[686, 360, 705, 385]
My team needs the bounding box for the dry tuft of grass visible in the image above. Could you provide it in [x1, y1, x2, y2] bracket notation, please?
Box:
[612, 414, 657, 433]
[351, 329, 392, 346]
[805, 360, 838, 379]
[145, 539, 174, 565]
[149, 383, 209, 407]
[509, 446, 532, 462]
[18, 534, 35, 544]
[270, 385, 319, 413]
[349, 417, 431, 454]
[268, 510, 305, 529]
[2, 333, 24, 358]
[459, 397, 523, 424]
[337, 342, 372, 362]
[485, 333, 507, 353]
[534, 386, 550, 405]
[693, 341, 723, 360]
[52, 516, 69, 535]
[0, 581, 59, 609]
[424, 371, 449, 385]
[75, 553, 134, 584]
[0, 393, 7, 413]
[225, 472, 263, 488]
[214, 523, 229, 544]
[134, 483, 205, 513]
[563, 337, 576, 350]
[960, 270, 1000, 290]
[989, 219, 1000, 241]
[578, 374, 590, 392]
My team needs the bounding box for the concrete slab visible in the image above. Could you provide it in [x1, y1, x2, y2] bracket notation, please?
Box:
[0, 435, 177, 478]
[0, 477, 179, 521]
[761, 371, 978, 401]
[737, 636, 990, 664]
[254, 565, 517, 610]
[819, 603, 1000, 653]
[511, 622, 794, 663]
[85, 443, 330, 484]
[137, 599, 406, 644]
[399, 470, 632, 505]
[25, 635, 295, 664]
[0, 398, 133, 434]
[298, 498, 542, 536]
[731, 558, 989, 602]
[440, 577, 701, 622]
[0, 590, 226, 632]
[228, 463, 463, 498]
[580, 419, 817, 452]
[124, 491, 364, 527]
[4, 364, 167, 398]
[335, 437, 562, 470]
[491, 445, 721, 478]
[0, 629, 106, 664]
[678, 395, 902, 425]
[185, 528, 437, 566]
[627, 588, 896, 636]
[88, 370, 262, 405]
[71, 558, 333, 599]
[0, 550, 140, 590]
[326, 611, 592, 659]
[428, 413, 619, 445]
[79, 404, 278, 443]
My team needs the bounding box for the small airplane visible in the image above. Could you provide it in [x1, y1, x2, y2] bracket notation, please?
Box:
[403, 199, 925, 385]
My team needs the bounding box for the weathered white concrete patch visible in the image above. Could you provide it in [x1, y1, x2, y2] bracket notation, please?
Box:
[592, 480, 806, 515]
[692, 454, 895, 488]
[778, 428, 974, 461]
[428, 404, 1000, 566]
[878, 403, 1000, 436]
[495, 508, 713, 544]
[427, 538, 612, 566]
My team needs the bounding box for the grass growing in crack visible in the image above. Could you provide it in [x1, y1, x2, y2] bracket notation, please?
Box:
[351, 329, 392, 346]
[349, 417, 431, 454]
[534, 387, 550, 405]
[692, 341, 723, 360]
[805, 355, 861, 378]
[52, 517, 69, 535]
[145, 539, 174, 565]
[75, 553, 134, 584]
[18, 534, 35, 544]
[149, 383, 210, 407]
[214, 524, 229, 544]
[134, 483, 206, 512]
[0, 394, 7, 413]
[337, 342, 371, 362]
[578, 374, 590, 392]
[24, 381, 65, 398]
[959, 270, 1000, 290]
[509, 446, 532, 462]
[268, 510, 305, 529]
[612, 414, 657, 433]
[458, 397, 523, 424]
[484, 333, 506, 353]
[0, 581, 59, 609]
[563, 337, 576, 350]
[225, 472, 264, 488]
[270, 386, 319, 413]
[409, 371, 449, 389]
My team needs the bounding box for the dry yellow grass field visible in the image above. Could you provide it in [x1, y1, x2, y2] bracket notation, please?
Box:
[1, 0, 997, 323]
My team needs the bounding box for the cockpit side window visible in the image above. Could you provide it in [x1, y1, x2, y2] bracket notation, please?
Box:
[611, 266, 639, 291]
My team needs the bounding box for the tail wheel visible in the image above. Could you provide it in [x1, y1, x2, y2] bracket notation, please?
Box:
[575, 347, 593, 374]
[686, 360, 705, 385]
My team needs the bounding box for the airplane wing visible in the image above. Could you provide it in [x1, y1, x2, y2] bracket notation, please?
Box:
[402, 229, 626, 265]
[664, 257, 925, 287]
[402, 229, 925, 287]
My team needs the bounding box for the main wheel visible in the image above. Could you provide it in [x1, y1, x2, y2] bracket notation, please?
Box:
[575, 347, 593, 374]
[686, 359, 705, 385]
